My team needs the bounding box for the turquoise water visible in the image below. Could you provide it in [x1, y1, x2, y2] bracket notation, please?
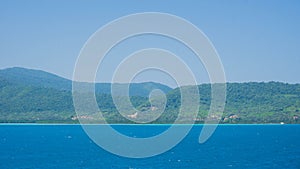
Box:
[0, 124, 299, 168]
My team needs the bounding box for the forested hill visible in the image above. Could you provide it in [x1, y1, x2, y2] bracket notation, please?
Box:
[0, 67, 299, 124]
[0, 67, 172, 96]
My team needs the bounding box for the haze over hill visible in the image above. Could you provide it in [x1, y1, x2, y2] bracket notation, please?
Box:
[0, 67, 299, 124]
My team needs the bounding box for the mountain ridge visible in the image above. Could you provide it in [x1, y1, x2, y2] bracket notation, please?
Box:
[0, 67, 173, 96]
[0, 67, 299, 124]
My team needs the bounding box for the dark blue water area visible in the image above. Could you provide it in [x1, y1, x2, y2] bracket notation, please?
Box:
[0, 124, 299, 169]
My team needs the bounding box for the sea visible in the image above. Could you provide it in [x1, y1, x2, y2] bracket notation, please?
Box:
[0, 124, 299, 169]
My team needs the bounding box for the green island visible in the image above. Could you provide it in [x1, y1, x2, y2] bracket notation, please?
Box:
[0, 67, 299, 124]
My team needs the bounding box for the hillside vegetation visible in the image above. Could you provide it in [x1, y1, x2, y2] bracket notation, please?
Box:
[0, 67, 299, 124]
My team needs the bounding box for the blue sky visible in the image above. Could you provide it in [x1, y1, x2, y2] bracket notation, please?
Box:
[0, 0, 299, 86]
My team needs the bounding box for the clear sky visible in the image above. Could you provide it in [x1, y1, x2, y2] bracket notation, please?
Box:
[0, 0, 299, 87]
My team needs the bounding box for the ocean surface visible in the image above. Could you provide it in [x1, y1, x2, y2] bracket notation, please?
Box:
[0, 124, 299, 169]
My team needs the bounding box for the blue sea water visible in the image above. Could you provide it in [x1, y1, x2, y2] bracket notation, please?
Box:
[0, 124, 299, 169]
